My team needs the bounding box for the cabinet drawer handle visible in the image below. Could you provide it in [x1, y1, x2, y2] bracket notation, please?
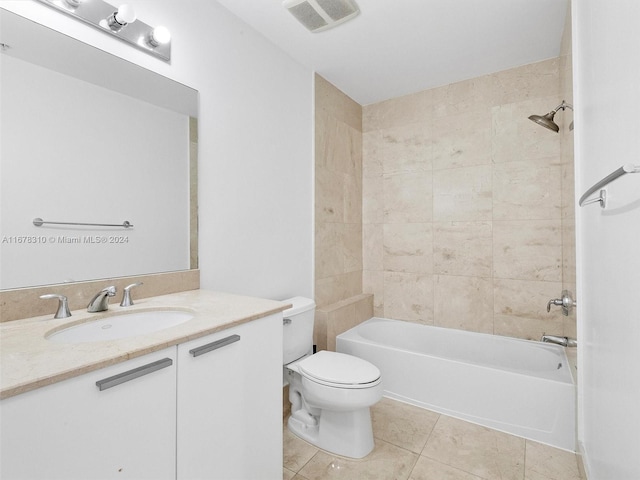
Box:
[96, 358, 173, 391]
[189, 334, 241, 358]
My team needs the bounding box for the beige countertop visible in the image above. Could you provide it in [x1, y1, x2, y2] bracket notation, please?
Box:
[0, 290, 290, 400]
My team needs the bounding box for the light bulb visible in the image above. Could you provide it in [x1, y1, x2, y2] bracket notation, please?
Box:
[148, 26, 171, 47]
[114, 4, 137, 25]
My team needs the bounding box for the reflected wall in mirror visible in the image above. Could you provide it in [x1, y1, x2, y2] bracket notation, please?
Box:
[0, 9, 198, 290]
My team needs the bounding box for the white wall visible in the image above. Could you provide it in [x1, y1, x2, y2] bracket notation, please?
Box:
[573, 1, 640, 478]
[0, 0, 314, 300]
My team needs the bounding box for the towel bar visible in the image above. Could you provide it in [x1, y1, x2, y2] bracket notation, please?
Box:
[579, 164, 640, 208]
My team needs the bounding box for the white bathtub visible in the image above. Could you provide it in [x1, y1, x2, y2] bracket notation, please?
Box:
[336, 317, 576, 451]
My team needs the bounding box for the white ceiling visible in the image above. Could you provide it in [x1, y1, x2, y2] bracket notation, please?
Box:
[215, 0, 569, 105]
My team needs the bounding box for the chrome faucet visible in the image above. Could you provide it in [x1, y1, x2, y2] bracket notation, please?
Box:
[87, 286, 117, 312]
[541, 334, 577, 348]
[40, 293, 72, 319]
[120, 282, 143, 307]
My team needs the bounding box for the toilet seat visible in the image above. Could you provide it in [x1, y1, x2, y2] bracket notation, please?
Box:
[297, 351, 381, 389]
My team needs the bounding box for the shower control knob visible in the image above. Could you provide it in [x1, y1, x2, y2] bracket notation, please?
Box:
[546, 290, 576, 316]
[547, 298, 563, 312]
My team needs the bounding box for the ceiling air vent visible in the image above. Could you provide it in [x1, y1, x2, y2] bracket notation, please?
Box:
[283, 0, 360, 33]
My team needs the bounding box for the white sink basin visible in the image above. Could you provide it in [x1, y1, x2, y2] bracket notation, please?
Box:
[46, 310, 194, 343]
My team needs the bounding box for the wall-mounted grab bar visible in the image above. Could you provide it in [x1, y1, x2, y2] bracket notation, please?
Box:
[579, 164, 640, 208]
[33, 218, 133, 228]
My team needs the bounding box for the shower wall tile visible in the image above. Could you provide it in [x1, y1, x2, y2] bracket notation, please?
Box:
[363, 223, 383, 271]
[433, 165, 492, 222]
[493, 157, 562, 221]
[363, 270, 385, 317]
[432, 75, 495, 117]
[315, 75, 363, 309]
[315, 74, 361, 131]
[434, 275, 493, 333]
[493, 278, 564, 340]
[315, 167, 345, 224]
[383, 223, 433, 274]
[432, 109, 492, 170]
[320, 113, 361, 177]
[362, 88, 433, 132]
[493, 219, 562, 282]
[433, 222, 493, 277]
[383, 272, 433, 324]
[315, 222, 342, 278]
[343, 223, 363, 272]
[315, 270, 362, 309]
[315, 223, 362, 279]
[344, 170, 363, 224]
[363, 174, 384, 224]
[357, 57, 575, 340]
[491, 97, 562, 164]
[378, 122, 433, 174]
[561, 220, 576, 285]
[383, 171, 433, 223]
[363, 131, 384, 177]
[490, 58, 561, 105]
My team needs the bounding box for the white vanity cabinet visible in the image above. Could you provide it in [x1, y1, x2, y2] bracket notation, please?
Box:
[176, 313, 283, 480]
[0, 348, 177, 480]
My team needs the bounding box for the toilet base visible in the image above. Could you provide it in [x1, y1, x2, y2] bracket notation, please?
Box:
[288, 407, 375, 459]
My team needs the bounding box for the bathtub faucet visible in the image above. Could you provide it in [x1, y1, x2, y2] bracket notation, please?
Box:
[540, 334, 577, 348]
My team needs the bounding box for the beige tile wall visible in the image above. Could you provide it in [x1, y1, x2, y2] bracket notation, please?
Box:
[560, 4, 576, 339]
[315, 75, 364, 309]
[362, 58, 576, 341]
[314, 293, 373, 352]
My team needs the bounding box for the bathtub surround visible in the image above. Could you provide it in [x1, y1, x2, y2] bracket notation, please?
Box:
[362, 58, 576, 342]
[314, 75, 363, 309]
[314, 75, 369, 348]
[559, 4, 576, 342]
[314, 293, 373, 351]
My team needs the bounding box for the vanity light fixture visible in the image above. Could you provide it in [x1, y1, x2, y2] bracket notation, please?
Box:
[105, 4, 137, 32]
[35, 0, 172, 61]
[146, 25, 171, 47]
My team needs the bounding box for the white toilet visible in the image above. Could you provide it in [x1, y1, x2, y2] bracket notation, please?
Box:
[282, 297, 382, 459]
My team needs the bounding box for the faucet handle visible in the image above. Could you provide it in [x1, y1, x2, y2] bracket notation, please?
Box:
[40, 294, 72, 319]
[547, 290, 577, 316]
[547, 298, 563, 312]
[120, 282, 143, 307]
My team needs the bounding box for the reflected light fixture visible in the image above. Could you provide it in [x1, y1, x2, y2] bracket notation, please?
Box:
[35, 0, 172, 61]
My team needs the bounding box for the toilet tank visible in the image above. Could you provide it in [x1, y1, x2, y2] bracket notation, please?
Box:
[282, 296, 315, 365]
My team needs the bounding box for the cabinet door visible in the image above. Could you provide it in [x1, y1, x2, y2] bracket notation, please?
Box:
[177, 314, 282, 480]
[0, 347, 177, 480]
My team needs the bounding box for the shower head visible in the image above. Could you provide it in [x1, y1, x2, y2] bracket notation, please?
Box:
[528, 100, 573, 133]
[528, 111, 560, 132]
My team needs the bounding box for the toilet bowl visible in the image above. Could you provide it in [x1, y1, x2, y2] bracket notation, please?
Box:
[282, 297, 382, 458]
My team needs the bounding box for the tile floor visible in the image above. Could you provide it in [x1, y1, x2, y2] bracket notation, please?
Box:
[283, 397, 586, 480]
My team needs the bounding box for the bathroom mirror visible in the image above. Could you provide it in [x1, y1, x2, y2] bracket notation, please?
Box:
[0, 9, 198, 290]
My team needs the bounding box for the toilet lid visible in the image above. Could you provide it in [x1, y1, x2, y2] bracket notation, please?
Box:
[298, 351, 380, 386]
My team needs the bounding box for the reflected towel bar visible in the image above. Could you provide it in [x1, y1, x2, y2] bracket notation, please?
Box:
[579, 164, 640, 208]
[33, 218, 133, 228]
